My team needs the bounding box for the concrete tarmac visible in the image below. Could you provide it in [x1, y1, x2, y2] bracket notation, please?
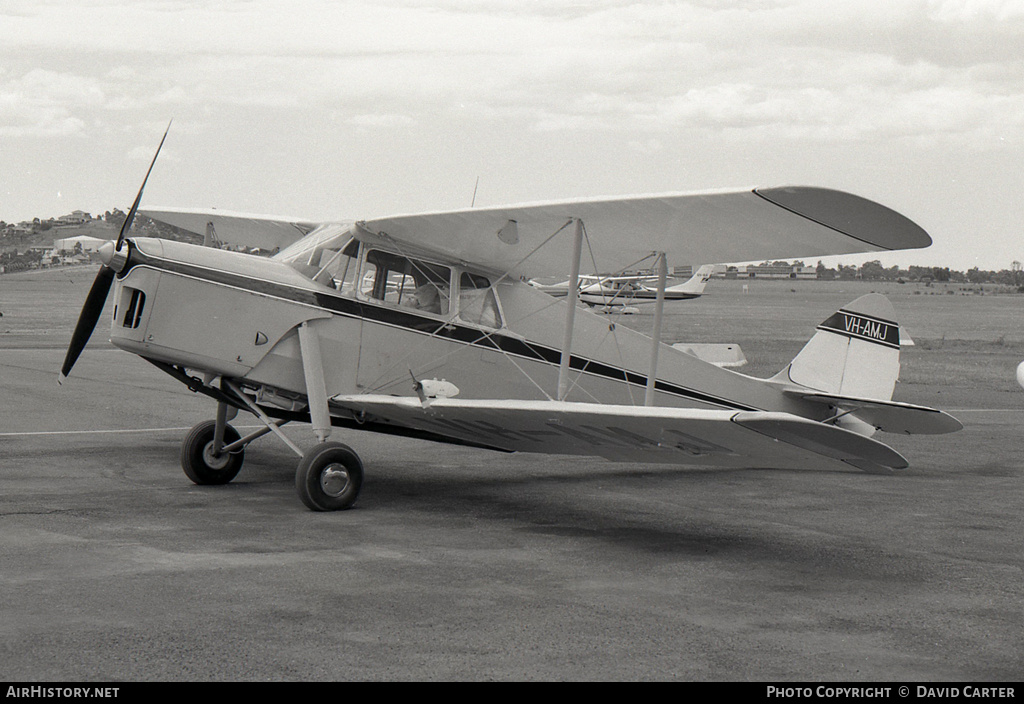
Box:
[2, 344, 1023, 681]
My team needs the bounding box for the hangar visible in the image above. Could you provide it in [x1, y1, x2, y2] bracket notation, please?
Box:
[52, 235, 110, 253]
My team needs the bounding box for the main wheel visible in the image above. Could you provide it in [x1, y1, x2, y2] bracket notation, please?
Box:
[180, 420, 245, 485]
[295, 442, 364, 511]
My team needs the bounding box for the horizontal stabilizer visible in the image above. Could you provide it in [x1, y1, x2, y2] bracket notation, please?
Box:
[331, 396, 909, 472]
[785, 391, 963, 435]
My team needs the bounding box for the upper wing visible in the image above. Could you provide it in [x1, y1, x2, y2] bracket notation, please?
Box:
[330, 395, 909, 473]
[358, 186, 932, 278]
[140, 206, 321, 251]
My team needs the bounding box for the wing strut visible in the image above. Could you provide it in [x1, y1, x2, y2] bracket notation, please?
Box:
[298, 321, 332, 443]
[556, 218, 585, 401]
[644, 252, 668, 406]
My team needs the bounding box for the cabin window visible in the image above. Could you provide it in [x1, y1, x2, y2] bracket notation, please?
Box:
[458, 272, 502, 328]
[361, 250, 451, 316]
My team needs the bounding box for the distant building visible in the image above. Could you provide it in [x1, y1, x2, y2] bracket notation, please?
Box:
[742, 263, 816, 280]
[5, 222, 33, 235]
[53, 235, 109, 252]
[56, 211, 91, 227]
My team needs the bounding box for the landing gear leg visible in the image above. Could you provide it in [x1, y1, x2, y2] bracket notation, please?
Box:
[292, 320, 364, 511]
[201, 322, 366, 512]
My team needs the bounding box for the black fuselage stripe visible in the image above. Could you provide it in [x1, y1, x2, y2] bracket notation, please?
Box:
[125, 249, 754, 410]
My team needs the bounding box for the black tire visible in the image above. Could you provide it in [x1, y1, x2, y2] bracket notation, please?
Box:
[180, 420, 244, 485]
[295, 442, 363, 511]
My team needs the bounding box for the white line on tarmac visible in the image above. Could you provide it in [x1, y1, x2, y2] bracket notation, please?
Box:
[0, 426, 264, 437]
[947, 409, 1024, 413]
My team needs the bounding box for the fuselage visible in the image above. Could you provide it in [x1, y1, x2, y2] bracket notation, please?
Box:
[107, 232, 822, 423]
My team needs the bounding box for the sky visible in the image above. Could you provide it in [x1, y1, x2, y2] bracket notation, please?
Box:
[1, 0, 1023, 271]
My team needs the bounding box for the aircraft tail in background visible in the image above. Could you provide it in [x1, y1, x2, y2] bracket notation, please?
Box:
[634, 264, 717, 300]
[203, 221, 224, 249]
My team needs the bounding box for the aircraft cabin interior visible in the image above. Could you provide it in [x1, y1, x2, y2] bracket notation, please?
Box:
[273, 225, 503, 330]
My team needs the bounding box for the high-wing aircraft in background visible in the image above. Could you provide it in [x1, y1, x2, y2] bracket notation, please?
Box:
[530, 265, 717, 311]
[58, 129, 962, 511]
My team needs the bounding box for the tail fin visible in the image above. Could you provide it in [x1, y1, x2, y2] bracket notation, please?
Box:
[664, 264, 717, 296]
[773, 293, 901, 400]
[203, 221, 223, 249]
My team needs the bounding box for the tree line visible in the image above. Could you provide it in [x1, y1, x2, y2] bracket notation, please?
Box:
[814, 259, 1024, 287]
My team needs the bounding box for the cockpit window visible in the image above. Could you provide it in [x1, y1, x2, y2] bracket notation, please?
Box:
[459, 272, 502, 328]
[318, 239, 359, 292]
[273, 224, 358, 291]
[362, 250, 451, 316]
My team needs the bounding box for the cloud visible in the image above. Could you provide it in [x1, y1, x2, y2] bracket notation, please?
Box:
[2, 1, 1023, 148]
[928, 0, 1024, 22]
[0, 68, 102, 136]
[346, 113, 415, 127]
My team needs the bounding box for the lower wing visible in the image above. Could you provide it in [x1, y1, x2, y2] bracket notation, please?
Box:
[329, 396, 909, 473]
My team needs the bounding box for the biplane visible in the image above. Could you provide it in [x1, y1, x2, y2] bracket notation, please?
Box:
[59, 129, 962, 511]
[530, 265, 717, 310]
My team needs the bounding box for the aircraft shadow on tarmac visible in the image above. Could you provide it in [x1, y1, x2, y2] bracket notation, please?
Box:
[115, 440, 931, 584]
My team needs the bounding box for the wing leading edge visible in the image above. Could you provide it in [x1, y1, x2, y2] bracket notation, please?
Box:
[330, 396, 909, 473]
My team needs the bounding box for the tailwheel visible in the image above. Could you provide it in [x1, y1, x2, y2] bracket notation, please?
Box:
[295, 442, 364, 512]
[180, 420, 245, 485]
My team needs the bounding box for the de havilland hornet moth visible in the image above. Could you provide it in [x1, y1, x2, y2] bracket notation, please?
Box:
[59, 129, 962, 511]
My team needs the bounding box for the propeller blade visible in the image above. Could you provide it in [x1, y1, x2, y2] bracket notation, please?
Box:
[58, 265, 115, 385]
[60, 121, 171, 385]
[116, 119, 172, 250]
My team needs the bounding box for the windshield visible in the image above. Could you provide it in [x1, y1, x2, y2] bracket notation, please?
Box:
[273, 224, 357, 289]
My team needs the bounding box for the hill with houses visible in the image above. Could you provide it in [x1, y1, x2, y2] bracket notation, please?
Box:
[0, 209, 201, 273]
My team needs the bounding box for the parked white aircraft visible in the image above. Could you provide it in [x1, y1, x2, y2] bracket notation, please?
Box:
[531, 265, 717, 310]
